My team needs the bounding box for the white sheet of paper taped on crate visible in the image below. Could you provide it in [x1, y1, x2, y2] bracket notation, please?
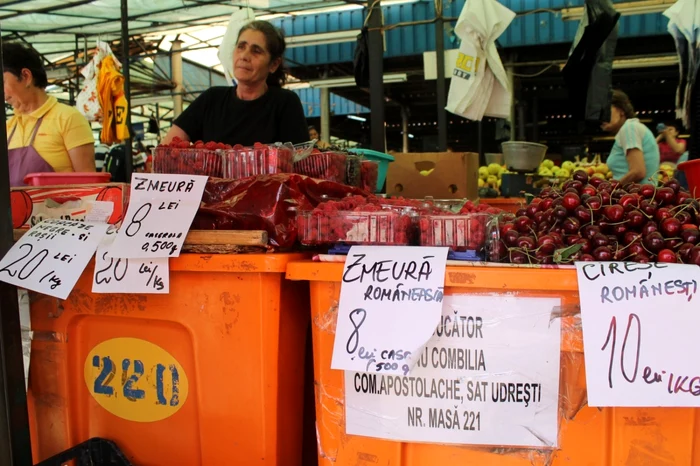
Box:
[576, 261, 700, 407]
[332, 246, 449, 375]
[108, 173, 208, 259]
[0, 219, 108, 300]
[344, 295, 562, 448]
[93, 230, 169, 294]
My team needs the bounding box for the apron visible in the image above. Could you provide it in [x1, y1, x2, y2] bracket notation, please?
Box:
[7, 117, 55, 186]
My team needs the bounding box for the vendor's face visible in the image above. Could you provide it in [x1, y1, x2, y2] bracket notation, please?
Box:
[601, 105, 624, 133]
[233, 29, 280, 86]
[309, 128, 319, 140]
[3, 70, 33, 113]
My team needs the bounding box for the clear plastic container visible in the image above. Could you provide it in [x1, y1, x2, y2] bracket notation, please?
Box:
[152, 146, 223, 177]
[294, 152, 347, 184]
[419, 213, 493, 252]
[222, 143, 294, 179]
[360, 160, 379, 192]
[297, 210, 415, 245]
[345, 155, 362, 188]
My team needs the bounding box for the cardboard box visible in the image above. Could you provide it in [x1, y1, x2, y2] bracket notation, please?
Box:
[10, 183, 129, 229]
[386, 152, 479, 200]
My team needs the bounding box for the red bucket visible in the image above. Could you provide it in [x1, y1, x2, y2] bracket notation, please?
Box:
[678, 160, 700, 197]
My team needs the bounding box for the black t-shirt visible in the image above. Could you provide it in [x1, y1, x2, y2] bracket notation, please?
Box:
[174, 86, 309, 146]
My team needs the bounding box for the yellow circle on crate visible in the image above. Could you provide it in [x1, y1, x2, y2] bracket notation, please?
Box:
[84, 337, 189, 423]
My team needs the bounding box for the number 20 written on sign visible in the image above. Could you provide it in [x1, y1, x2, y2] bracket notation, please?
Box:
[91, 356, 180, 406]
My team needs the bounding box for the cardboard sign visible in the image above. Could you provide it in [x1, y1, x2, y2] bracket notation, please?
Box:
[332, 246, 449, 375]
[345, 295, 562, 447]
[0, 219, 108, 300]
[576, 262, 700, 407]
[108, 174, 207, 259]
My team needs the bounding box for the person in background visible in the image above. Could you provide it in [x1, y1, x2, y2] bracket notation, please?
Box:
[656, 121, 687, 164]
[308, 125, 330, 149]
[94, 141, 110, 172]
[601, 90, 660, 184]
[163, 20, 308, 146]
[3, 43, 95, 186]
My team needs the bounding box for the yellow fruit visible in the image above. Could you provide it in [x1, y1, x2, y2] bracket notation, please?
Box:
[478, 178, 485, 188]
[558, 168, 570, 179]
[595, 163, 609, 174]
[420, 169, 434, 176]
[552, 166, 562, 175]
[539, 168, 553, 177]
[562, 161, 575, 172]
[478, 166, 489, 180]
[488, 163, 502, 176]
[542, 159, 554, 169]
[591, 172, 605, 180]
[487, 175, 498, 185]
[586, 167, 596, 176]
[606, 171, 613, 179]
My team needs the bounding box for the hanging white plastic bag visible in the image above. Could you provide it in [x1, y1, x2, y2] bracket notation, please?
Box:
[218, 8, 256, 86]
[446, 32, 485, 118]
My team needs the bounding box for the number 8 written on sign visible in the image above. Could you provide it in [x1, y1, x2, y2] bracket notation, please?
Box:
[91, 356, 180, 406]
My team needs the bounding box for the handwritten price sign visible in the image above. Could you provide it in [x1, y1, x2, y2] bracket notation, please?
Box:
[332, 246, 449, 375]
[108, 173, 207, 259]
[93, 229, 169, 294]
[0, 219, 108, 299]
[576, 262, 700, 407]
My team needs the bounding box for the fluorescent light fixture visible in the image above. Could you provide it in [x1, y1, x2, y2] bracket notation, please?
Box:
[286, 29, 360, 48]
[561, 0, 676, 21]
[347, 115, 367, 122]
[309, 73, 407, 89]
[284, 81, 311, 90]
[613, 55, 678, 69]
[46, 84, 60, 92]
[408, 134, 415, 139]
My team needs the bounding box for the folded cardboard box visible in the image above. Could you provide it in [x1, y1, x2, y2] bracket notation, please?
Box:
[11, 183, 129, 229]
[386, 152, 479, 200]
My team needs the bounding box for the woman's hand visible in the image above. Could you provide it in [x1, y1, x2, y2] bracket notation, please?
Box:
[163, 125, 191, 145]
[619, 148, 646, 184]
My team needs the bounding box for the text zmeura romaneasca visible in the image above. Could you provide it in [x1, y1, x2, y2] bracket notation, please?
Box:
[576, 261, 700, 407]
[332, 246, 449, 375]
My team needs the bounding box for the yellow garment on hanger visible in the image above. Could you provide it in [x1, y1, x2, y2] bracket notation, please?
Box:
[97, 55, 130, 144]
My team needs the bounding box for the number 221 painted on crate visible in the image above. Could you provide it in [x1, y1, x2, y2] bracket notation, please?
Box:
[576, 262, 700, 407]
[83, 338, 189, 422]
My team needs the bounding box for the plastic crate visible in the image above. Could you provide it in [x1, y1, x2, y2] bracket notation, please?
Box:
[222, 143, 294, 179]
[418, 213, 493, 252]
[24, 172, 112, 186]
[360, 160, 379, 193]
[297, 210, 414, 245]
[152, 146, 223, 177]
[348, 148, 395, 191]
[294, 152, 347, 183]
[35, 438, 131, 466]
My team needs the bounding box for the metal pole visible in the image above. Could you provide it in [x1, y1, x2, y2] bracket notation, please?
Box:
[507, 64, 515, 141]
[0, 39, 33, 466]
[367, 0, 385, 153]
[171, 39, 184, 118]
[434, 0, 447, 152]
[120, 0, 133, 180]
[401, 106, 409, 152]
[320, 87, 331, 144]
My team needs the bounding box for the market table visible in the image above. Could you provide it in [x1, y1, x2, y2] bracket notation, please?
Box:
[287, 260, 699, 466]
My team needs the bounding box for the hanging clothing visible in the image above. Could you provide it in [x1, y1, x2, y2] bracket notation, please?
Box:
[562, 0, 620, 123]
[77, 40, 121, 122]
[446, 0, 515, 121]
[217, 8, 256, 85]
[7, 117, 55, 186]
[97, 55, 130, 144]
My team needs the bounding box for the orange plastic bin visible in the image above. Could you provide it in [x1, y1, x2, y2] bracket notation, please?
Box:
[287, 261, 700, 465]
[28, 253, 310, 466]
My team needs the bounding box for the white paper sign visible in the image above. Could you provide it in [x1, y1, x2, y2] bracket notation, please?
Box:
[332, 246, 449, 374]
[576, 261, 700, 407]
[93, 230, 169, 294]
[0, 219, 108, 300]
[108, 173, 208, 258]
[345, 295, 562, 447]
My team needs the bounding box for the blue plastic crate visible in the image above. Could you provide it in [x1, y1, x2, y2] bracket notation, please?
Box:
[348, 148, 395, 193]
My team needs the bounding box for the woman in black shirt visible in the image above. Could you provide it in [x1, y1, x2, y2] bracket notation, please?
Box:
[164, 20, 308, 146]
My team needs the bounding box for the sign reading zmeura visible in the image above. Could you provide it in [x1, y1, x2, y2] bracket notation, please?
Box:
[332, 246, 449, 375]
[345, 295, 562, 448]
